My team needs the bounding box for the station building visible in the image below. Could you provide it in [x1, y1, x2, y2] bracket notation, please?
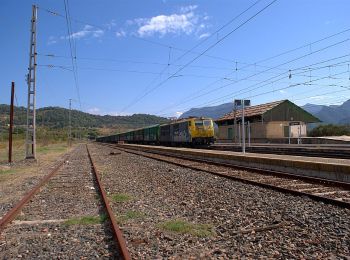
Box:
[215, 100, 320, 143]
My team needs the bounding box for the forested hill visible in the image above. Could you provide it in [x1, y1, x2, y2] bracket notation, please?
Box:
[0, 104, 169, 130]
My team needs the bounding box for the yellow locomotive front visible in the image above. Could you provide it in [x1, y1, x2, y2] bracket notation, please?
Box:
[188, 117, 215, 144]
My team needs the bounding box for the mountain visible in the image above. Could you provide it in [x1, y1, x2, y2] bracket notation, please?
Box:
[180, 102, 233, 120]
[178, 99, 350, 125]
[301, 103, 324, 114]
[0, 104, 169, 131]
[302, 99, 350, 125]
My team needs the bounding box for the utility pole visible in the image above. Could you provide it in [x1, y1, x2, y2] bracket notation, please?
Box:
[233, 102, 237, 143]
[242, 100, 245, 154]
[8, 82, 15, 163]
[25, 5, 37, 159]
[68, 99, 72, 147]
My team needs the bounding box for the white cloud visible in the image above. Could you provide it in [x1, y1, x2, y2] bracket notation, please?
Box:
[180, 5, 198, 13]
[175, 111, 183, 117]
[117, 5, 210, 38]
[309, 95, 328, 101]
[47, 36, 57, 45]
[87, 107, 101, 115]
[279, 90, 287, 94]
[199, 32, 210, 39]
[108, 111, 132, 116]
[116, 29, 126, 38]
[137, 13, 196, 37]
[62, 25, 104, 40]
[87, 107, 131, 116]
[106, 20, 117, 30]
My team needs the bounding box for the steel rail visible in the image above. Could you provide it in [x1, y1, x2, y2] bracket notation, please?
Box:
[210, 145, 350, 159]
[86, 145, 131, 260]
[100, 143, 350, 209]
[0, 153, 70, 233]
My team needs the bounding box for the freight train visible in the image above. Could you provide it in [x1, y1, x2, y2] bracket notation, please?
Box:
[96, 117, 215, 145]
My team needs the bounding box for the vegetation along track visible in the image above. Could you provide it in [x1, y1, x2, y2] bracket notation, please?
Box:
[100, 143, 350, 209]
[0, 144, 130, 259]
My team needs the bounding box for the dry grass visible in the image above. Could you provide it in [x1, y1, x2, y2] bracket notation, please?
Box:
[0, 139, 72, 164]
[0, 141, 80, 206]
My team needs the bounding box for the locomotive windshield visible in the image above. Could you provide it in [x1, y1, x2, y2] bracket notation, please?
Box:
[195, 120, 212, 127]
[195, 121, 203, 127]
[203, 120, 212, 126]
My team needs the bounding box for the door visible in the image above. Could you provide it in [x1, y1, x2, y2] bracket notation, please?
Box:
[228, 127, 233, 139]
[284, 126, 289, 137]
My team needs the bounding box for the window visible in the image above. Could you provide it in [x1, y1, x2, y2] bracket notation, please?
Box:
[203, 120, 211, 126]
[195, 121, 203, 127]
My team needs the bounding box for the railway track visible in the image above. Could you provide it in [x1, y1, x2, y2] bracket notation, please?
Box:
[100, 143, 350, 209]
[210, 145, 350, 159]
[0, 144, 130, 259]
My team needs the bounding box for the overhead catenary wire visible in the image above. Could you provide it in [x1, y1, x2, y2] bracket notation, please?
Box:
[120, 0, 279, 113]
[38, 3, 350, 118]
[154, 39, 350, 115]
[63, 0, 82, 109]
[37, 53, 292, 72]
[153, 28, 350, 114]
[156, 61, 350, 117]
[119, 0, 270, 112]
[40, 3, 350, 83]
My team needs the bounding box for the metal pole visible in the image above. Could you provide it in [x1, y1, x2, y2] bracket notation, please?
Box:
[25, 5, 37, 159]
[233, 101, 237, 143]
[242, 99, 246, 154]
[68, 99, 72, 147]
[8, 82, 15, 163]
[248, 121, 251, 147]
[288, 123, 291, 144]
[238, 122, 241, 145]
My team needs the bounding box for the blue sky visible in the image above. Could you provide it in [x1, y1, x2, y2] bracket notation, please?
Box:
[1, 0, 349, 117]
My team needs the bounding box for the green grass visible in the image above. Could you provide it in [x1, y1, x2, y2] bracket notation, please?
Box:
[0, 169, 18, 175]
[159, 220, 214, 237]
[37, 145, 67, 154]
[111, 193, 133, 203]
[117, 210, 145, 223]
[64, 215, 107, 225]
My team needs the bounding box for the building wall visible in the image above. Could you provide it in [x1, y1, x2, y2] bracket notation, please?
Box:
[263, 100, 320, 123]
[217, 121, 307, 141]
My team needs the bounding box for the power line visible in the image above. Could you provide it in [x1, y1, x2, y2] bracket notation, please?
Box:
[154, 41, 350, 115]
[154, 28, 350, 114]
[120, 0, 279, 112]
[63, 0, 82, 109]
[37, 53, 289, 72]
[38, 62, 313, 79]
[243, 70, 349, 100]
[156, 59, 350, 117]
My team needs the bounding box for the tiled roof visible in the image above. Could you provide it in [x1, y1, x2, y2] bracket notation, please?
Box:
[216, 100, 286, 121]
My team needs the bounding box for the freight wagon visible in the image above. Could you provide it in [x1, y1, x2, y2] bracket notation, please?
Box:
[96, 117, 215, 146]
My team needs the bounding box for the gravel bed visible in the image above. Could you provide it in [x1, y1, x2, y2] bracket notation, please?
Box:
[0, 144, 120, 259]
[90, 144, 350, 259]
[120, 148, 349, 201]
[0, 154, 71, 219]
[0, 222, 116, 259]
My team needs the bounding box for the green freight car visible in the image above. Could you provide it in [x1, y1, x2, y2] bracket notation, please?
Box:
[143, 125, 160, 144]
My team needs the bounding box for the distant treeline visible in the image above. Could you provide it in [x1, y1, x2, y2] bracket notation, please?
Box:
[0, 104, 169, 130]
[308, 124, 350, 137]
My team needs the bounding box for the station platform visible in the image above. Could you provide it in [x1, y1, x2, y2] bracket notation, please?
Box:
[118, 144, 350, 184]
[211, 143, 350, 159]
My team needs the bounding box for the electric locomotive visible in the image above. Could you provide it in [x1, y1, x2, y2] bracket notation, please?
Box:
[96, 117, 215, 145]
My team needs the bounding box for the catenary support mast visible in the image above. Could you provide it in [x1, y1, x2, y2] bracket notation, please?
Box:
[25, 5, 38, 159]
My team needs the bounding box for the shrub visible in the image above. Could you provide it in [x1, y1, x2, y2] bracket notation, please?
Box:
[308, 124, 350, 137]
